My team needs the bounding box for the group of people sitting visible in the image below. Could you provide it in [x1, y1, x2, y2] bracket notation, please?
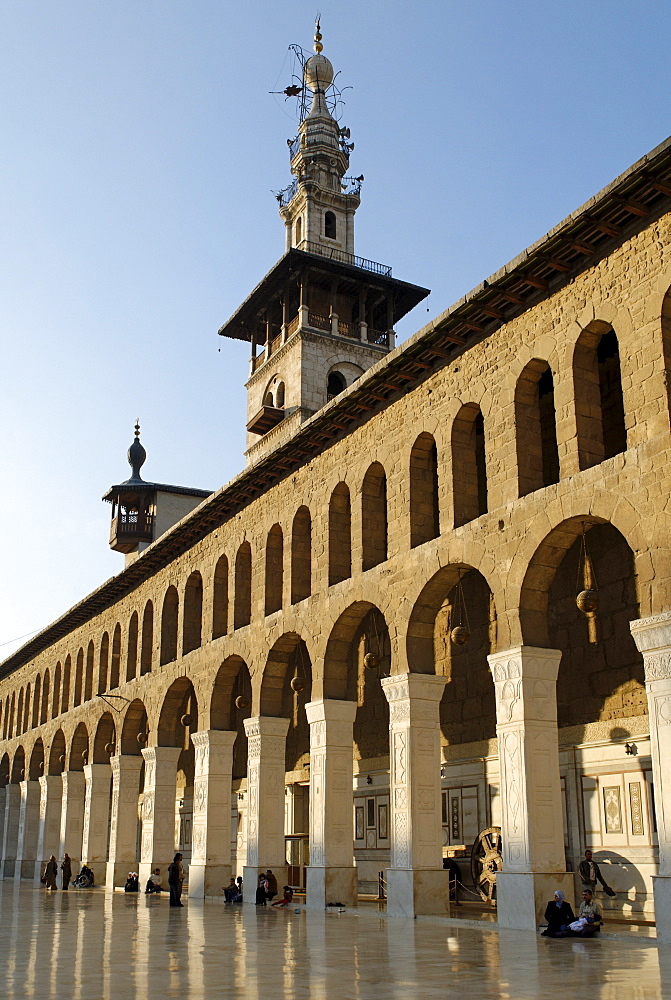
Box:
[223, 876, 243, 903]
[541, 849, 616, 938]
[124, 868, 163, 894]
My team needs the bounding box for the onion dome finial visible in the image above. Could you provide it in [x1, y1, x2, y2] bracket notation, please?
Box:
[127, 420, 146, 481]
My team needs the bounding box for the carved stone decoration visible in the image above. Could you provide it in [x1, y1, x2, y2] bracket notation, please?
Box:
[242, 716, 289, 896]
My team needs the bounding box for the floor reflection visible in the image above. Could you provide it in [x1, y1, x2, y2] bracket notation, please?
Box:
[0, 883, 664, 1000]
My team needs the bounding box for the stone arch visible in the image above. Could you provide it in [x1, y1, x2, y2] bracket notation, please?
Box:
[361, 462, 388, 571]
[98, 633, 109, 695]
[157, 677, 198, 748]
[11, 746, 25, 783]
[70, 723, 89, 770]
[234, 541, 252, 629]
[140, 601, 153, 675]
[183, 571, 203, 654]
[210, 656, 252, 780]
[48, 730, 66, 775]
[73, 650, 83, 707]
[291, 506, 312, 604]
[126, 612, 139, 682]
[93, 712, 117, 763]
[29, 738, 44, 780]
[120, 699, 149, 756]
[52, 662, 61, 719]
[265, 525, 284, 616]
[573, 322, 627, 469]
[409, 432, 440, 548]
[0, 753, 9, 787]
[2, 695, 7, 740]
[160, 586, 179, 665]
[325, 209, 336, 239]
[515, 359, 560, 496]
[260, 633, 312, 772]
[61, 655, 71, 713]
[14, 688, 23, 737]
[329, 482, 351, 585]
[212, 555, 229, 640]
[108, 624, 121, 690]
[521, 517, 644, 728]
[40, 670, 50, 725]
[18, 686, 27, 735]
[84, 642, 94, 701]
[32, 674, 42, 727]
[452, 403, 487, 527]
[8, 692, 16, 739]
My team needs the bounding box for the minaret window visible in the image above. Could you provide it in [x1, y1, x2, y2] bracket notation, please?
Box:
[295, 216, 302, 246]
[325, 210, 336, 239]
[276, 382, 285, 408]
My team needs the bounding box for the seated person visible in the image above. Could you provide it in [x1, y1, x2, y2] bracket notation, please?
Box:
[272, 886, 294, 908]
[124, 872, 140, 892]
[145, 868, 162, 894]
[541, 890, 575, 937]
[570, 889, 603, 936]
[255, 874, 269, 905]
[223, 878, 238, 902]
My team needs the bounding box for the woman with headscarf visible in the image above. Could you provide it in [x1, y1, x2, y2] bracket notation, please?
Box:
[541, 890, 575, 937]
[43, 855, 58, 891]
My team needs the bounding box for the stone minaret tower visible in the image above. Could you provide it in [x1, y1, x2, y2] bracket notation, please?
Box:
[218, 24, 429, 466]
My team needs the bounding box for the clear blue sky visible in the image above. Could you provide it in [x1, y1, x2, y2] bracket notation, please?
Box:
[1, 1, 669, 658]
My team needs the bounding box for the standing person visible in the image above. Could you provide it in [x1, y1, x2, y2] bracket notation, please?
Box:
[579, 849, 615, 895]
[168, 853, 184, 907]
[264, 869, 278, 902]
[60, 853, 72, 891]
[255, 873, 268, 905]
[43, 855, 58, 891]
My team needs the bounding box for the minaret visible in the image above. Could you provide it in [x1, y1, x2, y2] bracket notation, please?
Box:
[279, 21, 360, 255]
[218, 23, 429, 467]
[103, 424, 211, 566]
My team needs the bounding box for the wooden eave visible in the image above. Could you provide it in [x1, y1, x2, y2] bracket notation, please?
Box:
[3, 136, 671, 678]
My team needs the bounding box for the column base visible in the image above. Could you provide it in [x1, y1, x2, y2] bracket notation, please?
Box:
[652, 875, 671, 943]
[3, 860, 16, 878]
[188, 863, 232, 899]
[15, 860, 37, 881]
[385, 869, 451, 918]
[497, 871, 574, 930]
[242, 865, 289, 906]
[106, 861, 139, 889]
[306, 867, 358, 909]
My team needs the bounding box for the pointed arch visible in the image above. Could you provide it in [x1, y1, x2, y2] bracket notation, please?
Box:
[157, 677, 198, 747]
[361, 462, 388, 571]
[409, 432, 440, 547]
[32, 675, 41, 727]
[109, 623, 121, 689]
[212, 555, 229, 640]
[29, 738, 44, 780]
[291, 506, 312, 604]
[8, 693, 16, 739]
[120, 699, 149, 755]
[160, 586, 179, 665]
[126, 612, 139, 681]
[140, 601, 153, 675]
[234, 542, 252, 629]
[329, 482, 351, 585]
[52, 662, 62, 719]
[48, 730, 66, 775]
[452, 403, 487, 527]
[265, 525, 284, 615]
[98, 633, 109, 695]
[23, 684, 31, 733]
[61, 655, 71, 713]
[16, 689, 24, 736]
[93, 713, 117, 763]
[183, 572, 203, 654]
[70, 723, 89, 770]
[40, 671, 50, 725]
[84, 641, 94, 701]
[73, 650, 83, 707]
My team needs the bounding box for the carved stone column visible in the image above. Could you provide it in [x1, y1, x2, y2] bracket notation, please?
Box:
[59, 770, 86, 874]
[36, 775, 62, 881]
[15, 780, 41, 880]
[242, 716, 289, 904]
[138, 746, 180, 885]
[630, 612, 671, 942]
[488, 646, 572, 929]
[305, 699, 357, 908]
[381, 673, 450, 917]
[2, 785, 20, 877]
[81, 764, 112, 884]
[106, 755, 142, 889]
[189, 730, 236, 898]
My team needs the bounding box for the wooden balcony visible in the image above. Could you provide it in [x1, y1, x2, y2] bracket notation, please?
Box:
[247, 405, 284, 436]
[110, 512, 154, 553]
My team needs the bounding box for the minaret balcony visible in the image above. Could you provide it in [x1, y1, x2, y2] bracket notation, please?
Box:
[296, 240, 391, 277]
[250, 314, 389, 374]
[110, 512, 155, 552]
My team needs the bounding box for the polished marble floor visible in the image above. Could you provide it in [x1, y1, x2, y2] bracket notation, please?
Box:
[0, 882, 666, 1000]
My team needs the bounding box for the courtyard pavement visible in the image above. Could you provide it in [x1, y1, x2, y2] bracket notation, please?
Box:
[0, 881, 666, 999]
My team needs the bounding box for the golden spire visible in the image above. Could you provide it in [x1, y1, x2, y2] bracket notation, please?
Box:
[314, 16, 323, 53]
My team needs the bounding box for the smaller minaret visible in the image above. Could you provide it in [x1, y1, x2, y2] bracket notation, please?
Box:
[103, 424, 211, 566]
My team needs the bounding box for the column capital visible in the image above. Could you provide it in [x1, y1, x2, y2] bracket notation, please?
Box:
[110, 754, 144, 778]
[243, 716, 290, 740]
[488, 646, 562, 684]
[381, 672, 446, 708]
[305, 699, 357, 726]
[631, 613, 671, 680]
[191, 729, 237, 751]
[83, 763, 111, 781]
[39, 773, 63, 790]
[140, 746, 181, 766]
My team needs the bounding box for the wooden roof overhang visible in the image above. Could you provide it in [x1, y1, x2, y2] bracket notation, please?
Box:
[217, 247, 430, 342]
[3, 137, 671, 679]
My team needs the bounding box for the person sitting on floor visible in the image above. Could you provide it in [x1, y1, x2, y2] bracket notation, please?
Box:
[541, 890, 575, 937]
[272, 886, 294, 908]
[569, 889, 603, 936]
[145, 868, 162, 894]
[124, 872, 139, 893]
[223, 878, 238, 903]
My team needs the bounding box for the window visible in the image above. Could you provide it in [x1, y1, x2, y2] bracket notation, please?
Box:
[452, 404, 487, 527]
[410, 433, 439, 546]
[325, 211, 336, 239]
[361, 463, 388, 570]
[327, 371, 346, 400]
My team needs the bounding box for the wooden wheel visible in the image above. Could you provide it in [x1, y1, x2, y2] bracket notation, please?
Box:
[470, 826, 502, 903]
